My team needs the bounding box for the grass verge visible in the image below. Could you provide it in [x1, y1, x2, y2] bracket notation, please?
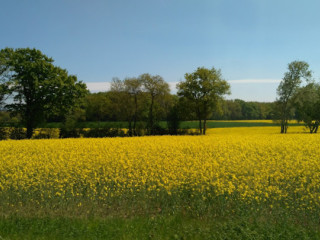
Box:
[0, 213, 319, 240]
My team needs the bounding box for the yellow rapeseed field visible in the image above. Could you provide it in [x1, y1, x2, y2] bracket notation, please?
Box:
[0, 126, 319, 217]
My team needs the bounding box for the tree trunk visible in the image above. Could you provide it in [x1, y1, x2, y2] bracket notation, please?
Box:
[285, 119, 289, 133]
[281, 119, 288, 134]
[26, 120, 34, 139]
[311, 123, 319, 134]
[203, 118, 207, 135]
[310, 126, 314, 134]
[133, 95, 138, 136]
[280, 103, 288, 134]
[128, 120, 132, 136]
[26, 105, 34, 139]
[309, 124, 315, 133]
[199, 119, 202, 135]
[148, 95, 154, 135]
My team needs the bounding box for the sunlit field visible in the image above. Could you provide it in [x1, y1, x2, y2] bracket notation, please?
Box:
[206, 125, 307, 135]
[207, 119, 299, 123]
[1, 126, 319, 239]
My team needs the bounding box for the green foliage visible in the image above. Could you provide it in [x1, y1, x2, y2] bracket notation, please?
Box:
[0, 127, 10, 140]
[59, 128, 84, 138]
[110, 77, 145, 136]
[61, 108, 86, 132]
[167, 105, 181, 135]
[295, 83, 320, 133]
[177, 67, 230, 134]
[0, 111, 21, 127]
[276, 61, 312, 133]
[140, 73, 170, 134]
[9, 127, 27, 140]
[0, 127, 60, 140]
[109, 74, 171, 136]
[85, 92, 112, 122]
[0, 47, 88, 138]
[83, 128, 125, 138]
[213, 100, 274, 120]
[33, 128, 60, 139]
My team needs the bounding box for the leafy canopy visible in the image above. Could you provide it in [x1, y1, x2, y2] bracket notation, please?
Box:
[0, 47, 88, 137]
[177, 67, 230, 134]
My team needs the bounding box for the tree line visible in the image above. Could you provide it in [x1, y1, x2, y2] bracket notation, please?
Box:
[83, 95, 275, 123]
[1, 48, 319, 138]
[212, 100, 274, 120]
[0, 48, 233, 138]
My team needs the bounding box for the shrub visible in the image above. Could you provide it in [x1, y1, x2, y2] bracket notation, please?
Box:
[33, 128, 60, 139]
[0, 128, 10, 140]
[84, 128, 125, 138]
[9, 128, 26, 140]
[59, 128, 84, 138]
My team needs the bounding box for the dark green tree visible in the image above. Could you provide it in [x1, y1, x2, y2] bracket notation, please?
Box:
[226, 100, 243, 120]
[0, 48, 88, 138]
[85, 92, 111, 122]
[295, 83, 320, 133]
[276, 61, 312, 133]
[110, 77, 144, 136]
[212, 99, 274, 120]
[166, 95, 182, 135]
[177, 67, 230, 135]
[140, 73, 170, 134]
[124, 77, 143, 135]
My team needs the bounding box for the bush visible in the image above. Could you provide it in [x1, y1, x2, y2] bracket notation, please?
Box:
[0, 126, 196, 140]
[59, 128, 84, 138]
[33, 128, 60, 139]
[83, 128, 125, 138]
[149, 124, 168, 135]
[134, 122, 147, 136]
[0, 128, 10, 140]
[9, 128, 26, 140]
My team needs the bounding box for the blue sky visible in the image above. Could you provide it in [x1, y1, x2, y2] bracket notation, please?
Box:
[1, 0, 320, 102]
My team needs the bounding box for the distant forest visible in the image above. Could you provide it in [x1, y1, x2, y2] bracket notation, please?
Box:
[0, 93, 274, 124]
[57, 94, 274, 122]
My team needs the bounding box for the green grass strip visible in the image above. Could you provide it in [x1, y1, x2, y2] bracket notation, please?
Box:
[0, 215, 318, 240]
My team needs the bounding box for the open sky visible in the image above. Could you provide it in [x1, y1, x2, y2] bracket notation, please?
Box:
[1, 0, 320, 102]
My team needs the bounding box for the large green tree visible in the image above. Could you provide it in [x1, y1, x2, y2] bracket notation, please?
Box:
[295, 82, 320, 133]
[110, 77, 144, 136]
[0, 48, 88, 138]
[276, 61, 312, 133]
[140, 73, 170, 134]
[177, 67, 230, 135]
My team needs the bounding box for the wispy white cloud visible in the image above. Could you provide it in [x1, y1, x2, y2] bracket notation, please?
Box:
[228, 79, 281, 84]
[168, 82, 179, 91]
[85, 82, 111, 92]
